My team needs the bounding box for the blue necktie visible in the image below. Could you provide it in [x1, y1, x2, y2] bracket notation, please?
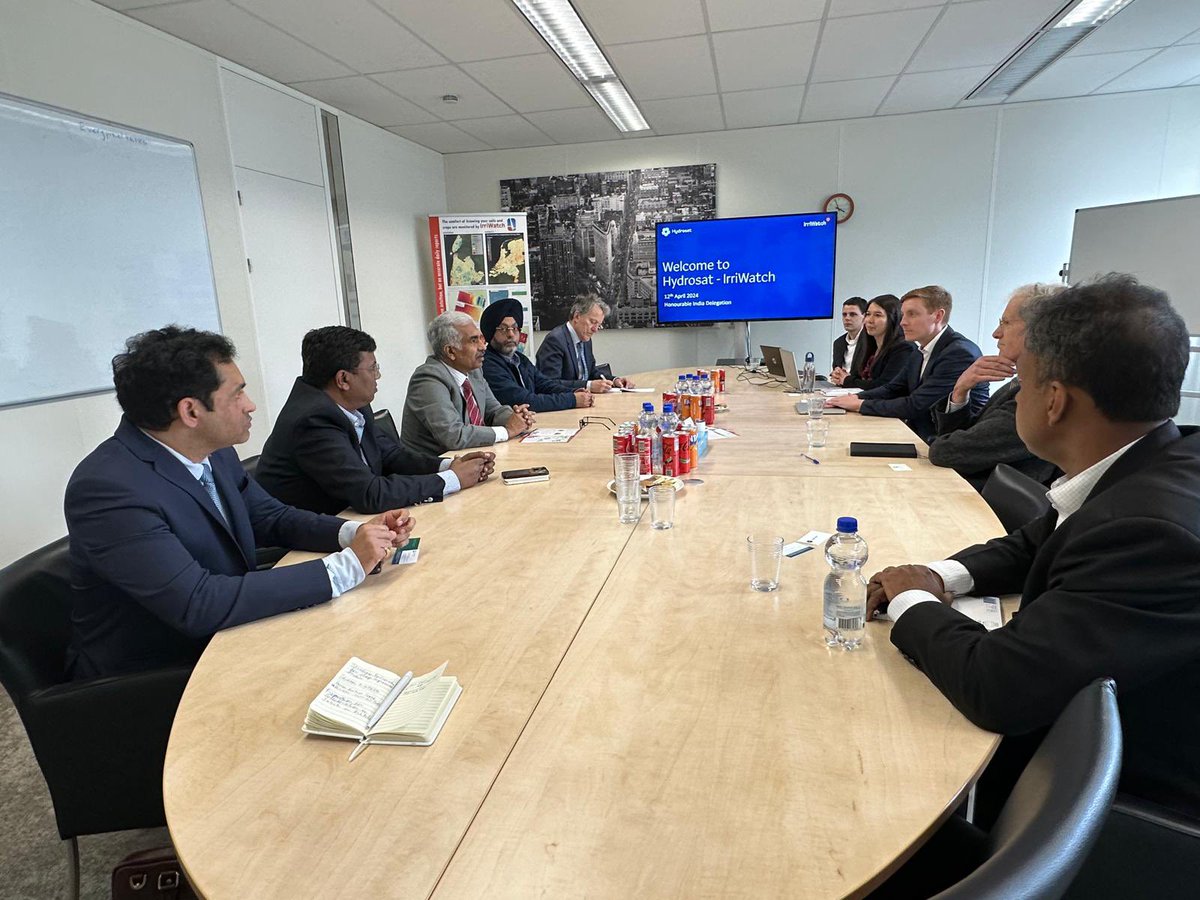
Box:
[200, 462, 230, 526]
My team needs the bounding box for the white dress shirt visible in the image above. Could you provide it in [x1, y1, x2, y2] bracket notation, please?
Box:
[145, 433, 366, 597]
[843, 332, 859, 372]
[887, 435, 1145, 623]
[442, 363, 509, 444]
[918, 325, 949, 380]
[338, 405, 460, 493]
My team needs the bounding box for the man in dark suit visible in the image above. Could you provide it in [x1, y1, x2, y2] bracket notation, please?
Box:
[867, 274, 1200, 822]
[256, 326, 493, 515]
[64, 327, 413, 679]
[534, 294, 634, 391]
[827, 285, 988, 441]
[829, 296, 868, 381]
[481, 299, 593, 413]
[928, 283, 1061, 489]
[402, 311, 536, 456]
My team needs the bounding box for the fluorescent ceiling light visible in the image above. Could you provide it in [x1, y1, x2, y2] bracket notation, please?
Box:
[511, 0, 649, 132]
[967, 0, 1137, 101]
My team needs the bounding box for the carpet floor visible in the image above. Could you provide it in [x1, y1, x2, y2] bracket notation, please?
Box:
[0, 688, 169, 899]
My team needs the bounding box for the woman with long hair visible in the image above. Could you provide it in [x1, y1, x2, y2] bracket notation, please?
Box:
[830, 294, 917, 390]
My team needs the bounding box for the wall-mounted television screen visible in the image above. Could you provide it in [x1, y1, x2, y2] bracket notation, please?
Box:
[655, 212, 837, 324]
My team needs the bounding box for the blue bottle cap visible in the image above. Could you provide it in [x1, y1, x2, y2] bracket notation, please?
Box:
[836, 516, 858, 533]
[663, 403, 674, 414]
[643, 402, 654, 411]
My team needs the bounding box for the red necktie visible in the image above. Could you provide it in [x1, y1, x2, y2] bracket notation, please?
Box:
[462, 378, 483, 426]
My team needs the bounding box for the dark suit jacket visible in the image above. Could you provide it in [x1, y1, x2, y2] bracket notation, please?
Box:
[929, 379, 1059, 489]
[535, 322, 606, 382]
[832, 331, 869, 379]
[65, 417, 346, 679]
[840, 339, 918, 391]
[482, 346, 580, 413]
[256, 378, 447, 515]
[858, 327, 988, 442]
[892, 422, 1200, 819]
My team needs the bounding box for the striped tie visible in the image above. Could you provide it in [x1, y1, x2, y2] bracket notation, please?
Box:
[462, 378, 484, 426]
[200, 462, 230, 526]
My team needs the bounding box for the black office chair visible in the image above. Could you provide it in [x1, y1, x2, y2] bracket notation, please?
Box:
[239, 453, 288, 570]
[373, 407, 400, 443]
[0, 538, 192, 900]
[873, 678, 1122, 900]
[1063, 796, 1200, 898]
[982, 463, 1052, 533]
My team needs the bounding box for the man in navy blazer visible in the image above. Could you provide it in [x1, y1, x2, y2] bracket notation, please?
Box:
[827, 286, 988, 441]
[866, 274, 1200, 832]
[256, 326, 493, 514]
[480, 298, 593, 413]
[534, 294, 634, 391]
[64, 327, 413, 679]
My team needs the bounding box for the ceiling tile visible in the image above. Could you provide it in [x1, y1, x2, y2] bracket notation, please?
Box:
[608, 36, 717, 100]
[370, 0, 545, 62]
[524, 107, 624, 143]
[1009, 49, 1157, 102]
[706, 0, 825, 32]
[453, 115, 555, 149]
[371, 66, 512, 120]
[1093, 44, 1200, 93]
[640, 94, 725, 135]
[812, 7, 940, 82]
[573, 0, 706, 44]
[129, 0, 353, 83]
[289, 75, 439, 125]
[385, 122, 490, 152]
[713, 23, 820, 92]
[230, 0, 445, 72]
[878, 65, 992, 113]
[1071, 0, 1200, 55]
[830, 0, 945, 16]
[909, 0, 1064, 72]
[802, 76, 895, 121]
[95, 0, 190, 10]
[721, 86, 804, 128]
[460, 55, 589, 112]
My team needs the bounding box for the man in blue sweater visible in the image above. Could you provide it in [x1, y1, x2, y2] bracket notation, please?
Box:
[480, 298, 594, 413]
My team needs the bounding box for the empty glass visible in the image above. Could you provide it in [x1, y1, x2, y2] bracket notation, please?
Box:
[806, 396, 826, 418]
[747, 534, 784, 592]
[649, 485, 675, 529]
[807, 419, 829, 448]
[614, 453, 641, 524]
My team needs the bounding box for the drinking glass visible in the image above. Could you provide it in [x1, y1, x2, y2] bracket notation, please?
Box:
[747, 534, 783, 592]
[807, 396, 826, 418]
[614, 453, 641, 524]
[649, 485, 675, 529]
[807, 419, 829, 448]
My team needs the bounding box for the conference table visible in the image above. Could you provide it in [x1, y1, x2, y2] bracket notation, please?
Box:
[163, 368, 1006, 898]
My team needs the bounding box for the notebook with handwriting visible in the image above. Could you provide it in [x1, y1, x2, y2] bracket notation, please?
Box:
[302, 658, 461, 756]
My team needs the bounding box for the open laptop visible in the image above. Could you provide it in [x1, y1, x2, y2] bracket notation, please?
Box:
[761, 345, 804, 390]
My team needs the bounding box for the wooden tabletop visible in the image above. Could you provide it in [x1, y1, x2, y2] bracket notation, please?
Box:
[164, 368, 1005, 899]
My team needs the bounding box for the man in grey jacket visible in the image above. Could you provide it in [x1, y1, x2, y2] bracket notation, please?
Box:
[928, 282, 1061, 489]
[401, 311, 536, 456]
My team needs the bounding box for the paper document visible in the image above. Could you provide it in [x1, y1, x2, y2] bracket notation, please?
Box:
[614, 386, 654, 393]
[820, 387, 862, 397]
[521, 428, 579, 443]
[708, 427, 738, 440]
[951, 596, 1004, 630]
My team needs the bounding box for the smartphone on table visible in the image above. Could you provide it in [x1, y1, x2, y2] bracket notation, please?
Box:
[501, 466, 550, 485]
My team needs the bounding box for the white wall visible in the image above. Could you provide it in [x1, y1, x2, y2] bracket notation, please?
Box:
[0, 0, 447, 566]
[444, 86, 1200, 377]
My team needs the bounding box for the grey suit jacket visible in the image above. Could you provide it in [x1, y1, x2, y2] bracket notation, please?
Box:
[928, 379, 1057, 488]
[401, 356, 515, 455]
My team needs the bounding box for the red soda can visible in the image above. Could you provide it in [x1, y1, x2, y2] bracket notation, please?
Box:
[716, 368, 726, 392]
[675, 430, 691, 474]
[636, 434, 652, 475]
[702, 393, 716, 426]
[613, 430, 633, 456]
[661, 433, 679, 477]
[662, 391, 678, 408]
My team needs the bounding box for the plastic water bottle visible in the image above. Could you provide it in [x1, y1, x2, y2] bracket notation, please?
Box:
[823, 517, 868, 650]
[699, 371, 715, 425]
[638, 402, 656, 438]
[676, 374, 689, 414]
[684, 374, 698, 421]
[801, 351, 817, 393]
[660, 402, 680, 436]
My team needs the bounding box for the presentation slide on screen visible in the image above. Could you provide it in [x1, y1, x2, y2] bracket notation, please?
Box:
[656, 213, 836, 323]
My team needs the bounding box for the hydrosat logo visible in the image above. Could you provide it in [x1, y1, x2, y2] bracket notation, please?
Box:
[661, 226, 671, 237]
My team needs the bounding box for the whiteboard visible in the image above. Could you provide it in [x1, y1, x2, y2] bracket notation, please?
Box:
[0, 92, 220, 408]
[1068, 194, 1200, 333]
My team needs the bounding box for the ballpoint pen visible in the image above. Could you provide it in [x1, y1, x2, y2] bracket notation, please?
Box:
[802, 453, 821, 465]
[349, 670, 413, 762]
